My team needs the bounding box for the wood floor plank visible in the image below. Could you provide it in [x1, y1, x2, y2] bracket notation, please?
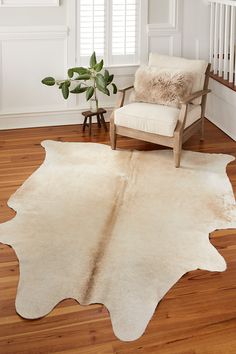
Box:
[0, 120, 235, 354]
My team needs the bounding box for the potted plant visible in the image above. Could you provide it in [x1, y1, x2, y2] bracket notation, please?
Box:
[41, 52, 117, 113]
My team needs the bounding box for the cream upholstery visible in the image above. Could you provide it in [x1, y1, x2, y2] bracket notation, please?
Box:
[114, 102, 201, 137]
[149, 53, 208, 105]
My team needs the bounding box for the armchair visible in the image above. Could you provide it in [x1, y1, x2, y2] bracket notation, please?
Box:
[110, 54, 211, 168]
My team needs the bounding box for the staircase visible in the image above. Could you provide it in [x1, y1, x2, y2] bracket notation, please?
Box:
[209, 0, 236, 91]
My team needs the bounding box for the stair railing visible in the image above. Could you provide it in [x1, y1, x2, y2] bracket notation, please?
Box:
[209, 0, 236, 85]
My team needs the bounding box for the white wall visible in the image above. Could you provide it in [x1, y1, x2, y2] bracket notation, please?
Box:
[149, 0, 170, 24]
[148, 0, 182, 57]
[0, 0, 69, 128]
[182, 0, 210, 60]
[207, 80, 236, 140]
[0, 3, 67, 26]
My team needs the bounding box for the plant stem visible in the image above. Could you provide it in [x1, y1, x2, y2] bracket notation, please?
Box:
[93, 78, 98, 111]
[81, 82, 89, 87]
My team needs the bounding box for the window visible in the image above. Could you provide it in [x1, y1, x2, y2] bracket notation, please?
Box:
[79, 0, 105, 58]
[78, 0, 142, 66]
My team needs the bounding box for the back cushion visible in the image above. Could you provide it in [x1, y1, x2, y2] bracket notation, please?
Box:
[148, 53, 208, 104]
[130, 66, 194, 108]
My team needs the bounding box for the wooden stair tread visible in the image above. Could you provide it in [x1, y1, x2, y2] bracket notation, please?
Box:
[210, 71, 236, 92]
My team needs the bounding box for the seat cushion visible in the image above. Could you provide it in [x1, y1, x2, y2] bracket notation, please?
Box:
[148, 53, 208, 104]
[114, 102, 202, 137]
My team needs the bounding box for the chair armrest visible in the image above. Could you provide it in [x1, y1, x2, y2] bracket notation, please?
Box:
[175, 89, 211, 136]
[180, 89, 211, 104]
[118, 86, 134, 93]
[116, 86, 134, 108]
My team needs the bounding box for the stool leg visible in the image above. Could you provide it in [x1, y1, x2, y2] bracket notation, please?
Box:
[89, 116, 92, 135]
[100, 113, 108, 132]
[97, 114, 101, 128]
[82, 117, 87, 132]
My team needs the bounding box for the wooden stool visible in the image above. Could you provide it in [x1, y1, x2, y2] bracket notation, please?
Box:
[82, 108, 108, 135]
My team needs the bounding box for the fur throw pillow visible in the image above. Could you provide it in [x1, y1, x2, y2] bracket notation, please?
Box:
[130, 66, 195, 108]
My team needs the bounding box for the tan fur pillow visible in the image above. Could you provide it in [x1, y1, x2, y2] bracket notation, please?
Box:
[130, 66, 194, 108]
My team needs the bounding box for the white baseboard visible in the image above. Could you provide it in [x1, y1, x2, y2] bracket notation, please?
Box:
[206, 115, 236, 142]
[0, 107, 113, 130]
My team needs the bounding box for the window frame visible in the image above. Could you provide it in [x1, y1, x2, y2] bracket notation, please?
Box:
[76, 0, 148, 68]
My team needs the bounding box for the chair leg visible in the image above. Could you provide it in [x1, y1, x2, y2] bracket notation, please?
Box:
[200, 116, 205, 142]
[174, 150, 181, 168]
[110, 114, 117, 150]
[173, 134, 182, 168]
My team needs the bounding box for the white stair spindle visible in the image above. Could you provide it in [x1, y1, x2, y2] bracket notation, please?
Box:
[213, 3, 220, 74]
[224, 4, 230, 80]
[229, 5, 235, 83]
[235, 44, 236, 86]
[219, 4, 225, 76]
[209, 2, 215, 64]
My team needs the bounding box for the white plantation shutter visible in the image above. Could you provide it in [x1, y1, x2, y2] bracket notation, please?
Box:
[112, 0, 139, 64]
[79, 0, 105, 64]
[78, 0, 140, 66]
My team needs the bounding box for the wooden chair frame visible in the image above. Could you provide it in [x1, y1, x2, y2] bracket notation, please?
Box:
[110, 64, 211, 168]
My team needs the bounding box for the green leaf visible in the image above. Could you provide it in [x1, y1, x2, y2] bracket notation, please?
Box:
[90, 52, 97, 68]
[41, 77, 55, 86]
[61, 82, 70, 99]
[68, 69, 74, 79]
[95, 74, 106, 89]
[70, 84, 88, 94]
[75, 74, 91, 81]
[71, 67, 91, 76]
[107, 74, 114, 85]
[96, 84, 107, 95]
[112, 83, 118, 94]
[104, 69, 110, 82]
[96, 83, 110, 96]
[94, 59, 104, 72]
[86, 86, 95, 101]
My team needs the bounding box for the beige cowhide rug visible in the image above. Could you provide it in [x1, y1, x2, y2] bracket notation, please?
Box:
[0, 141, 236, 341]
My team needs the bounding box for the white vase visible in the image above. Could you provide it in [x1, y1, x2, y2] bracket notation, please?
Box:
[90, 98, 99, 113]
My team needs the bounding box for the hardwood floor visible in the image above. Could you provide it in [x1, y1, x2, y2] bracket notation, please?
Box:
[0, 120, 236, 354]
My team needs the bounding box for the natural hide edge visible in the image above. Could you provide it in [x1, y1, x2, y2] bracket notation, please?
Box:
[0, 141, 236, 342]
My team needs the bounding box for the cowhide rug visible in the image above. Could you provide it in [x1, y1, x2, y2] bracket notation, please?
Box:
[0, 141, 236, 341]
